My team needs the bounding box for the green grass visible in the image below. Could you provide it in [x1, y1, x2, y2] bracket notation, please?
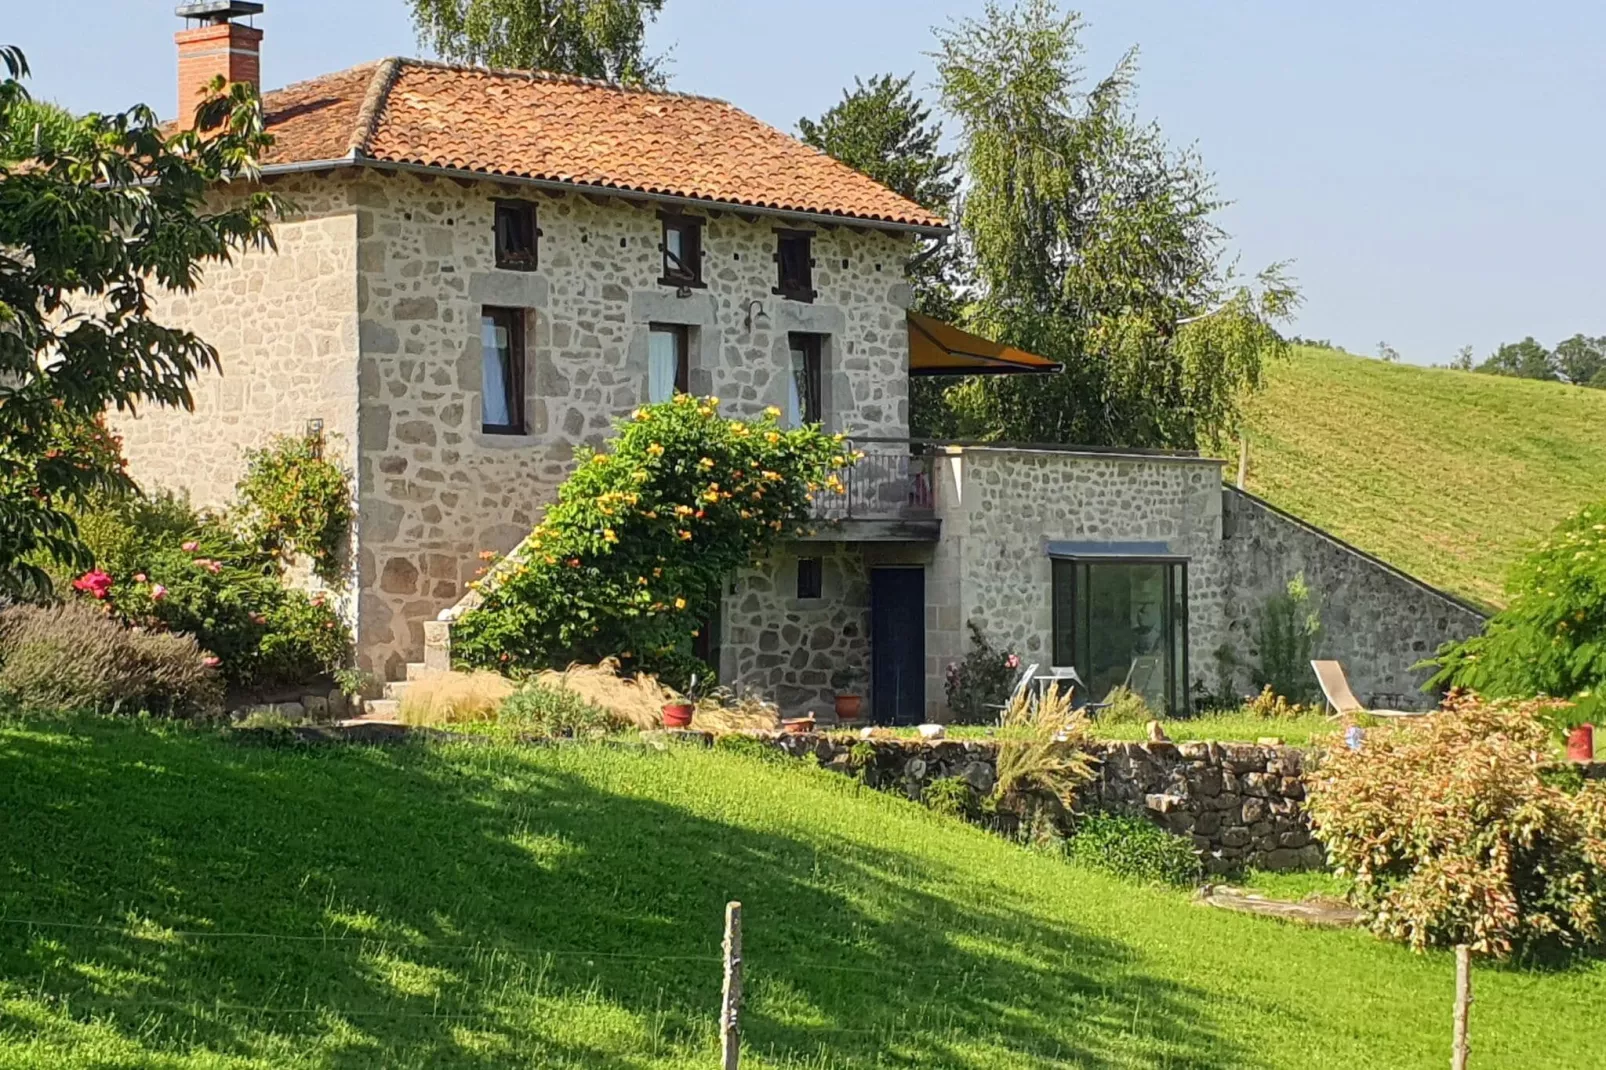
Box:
[1089, 711, 1337, 747]
[2, 715, 1603, 1068]
[1235, 347, 1606, 608]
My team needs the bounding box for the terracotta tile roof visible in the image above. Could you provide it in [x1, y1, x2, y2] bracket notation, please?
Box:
[256, 59, 945, 231]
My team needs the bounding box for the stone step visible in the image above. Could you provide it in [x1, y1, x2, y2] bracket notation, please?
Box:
[362, 699, 403, 723]
[382, 679, 411, 701]
[405, 661, 443, 682]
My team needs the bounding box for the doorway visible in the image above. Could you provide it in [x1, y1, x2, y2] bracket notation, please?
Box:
[870, 567, 925, 724]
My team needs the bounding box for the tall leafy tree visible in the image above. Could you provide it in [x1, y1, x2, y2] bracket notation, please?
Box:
[928, 0, 1296, 449]
[798, 73, 960, 320]
[1554, 333, 1606, 387]
[1476, 336, 1558, 381]
[0, 47, 282, 594]
[408, 0, 666, 86]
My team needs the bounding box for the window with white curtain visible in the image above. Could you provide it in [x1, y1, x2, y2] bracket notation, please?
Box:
[648, 324, 689, 404]
[786, 333, 822, 428]
[481, 307, 524, 433]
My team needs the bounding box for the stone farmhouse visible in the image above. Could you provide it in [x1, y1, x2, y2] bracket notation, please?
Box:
[118, 3, 1485, 720]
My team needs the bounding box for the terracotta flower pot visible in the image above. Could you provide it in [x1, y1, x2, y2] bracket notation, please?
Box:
[781, 716, 816, 735]
[1567, 723, 1595, 763]
[661, 702, 695, 729]
[834, 694, 863, 721]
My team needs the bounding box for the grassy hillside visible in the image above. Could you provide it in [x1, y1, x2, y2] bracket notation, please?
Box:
[1236, 347, 1606, 608]
[2, 717, 1603, 1068]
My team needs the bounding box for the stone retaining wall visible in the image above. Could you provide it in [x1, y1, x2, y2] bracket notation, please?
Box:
[770, 733, 1321, 873]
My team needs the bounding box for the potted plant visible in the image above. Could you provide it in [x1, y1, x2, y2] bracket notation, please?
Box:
[831, 665, 865, 722]
[662, 674, 702, 729]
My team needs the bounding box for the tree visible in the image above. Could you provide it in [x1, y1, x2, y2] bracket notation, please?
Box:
[798, 73, 960, 321]
[408, 0, 666, 86]
[1476, 336, 1558, 381]
[1555, 333, 1606, 387]
[451, 397, 848, 685]
[1376, 341, 1401, 364]
[0, 97, 84, 162]
[927, 0, 1297, 450]
[1450, 344, 1475, 371]
[0, 47, 282, 595]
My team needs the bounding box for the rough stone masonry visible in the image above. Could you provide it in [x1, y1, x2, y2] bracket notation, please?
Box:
[767, 733, 1322, 873]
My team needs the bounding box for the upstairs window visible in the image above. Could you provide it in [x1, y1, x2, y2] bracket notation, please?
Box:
[494, 200, 539, 270]
[774, 229, 815, 302]
[660, 214, 704, 287]
[786, 332, 822, 427]
[648, 323, 690, 403]
[481, 307, 526, 434]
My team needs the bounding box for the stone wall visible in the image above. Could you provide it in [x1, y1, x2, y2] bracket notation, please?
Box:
[112, 175, 362, 622]
[351, 171, 916, 678]
[770, 733, 1320, 872]
[1221, 489, 1487, 709]
[925, 448, 1230, 715]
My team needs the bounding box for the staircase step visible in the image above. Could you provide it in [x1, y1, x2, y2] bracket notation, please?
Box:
[362, 699, 403, 723]
[405, 661, 444, 682]
[382, 680, 411, 701]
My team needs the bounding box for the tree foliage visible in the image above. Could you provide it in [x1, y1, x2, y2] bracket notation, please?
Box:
[1477, 335, 1559, 381]
[0, 47, 282, 595]
[1429, 499, 1606, 712]
[408, 0, 666, 86]
[451, 397, 849, 685]
[1555, 334, 1606, 388]
[924, 0, 1296, 449]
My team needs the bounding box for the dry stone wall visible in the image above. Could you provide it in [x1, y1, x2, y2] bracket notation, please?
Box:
[769, 732, 1321, 872]
[352, 171, 916, 678]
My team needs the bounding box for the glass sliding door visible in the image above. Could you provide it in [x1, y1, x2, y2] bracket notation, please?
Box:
[1051, 559, 1189, 714]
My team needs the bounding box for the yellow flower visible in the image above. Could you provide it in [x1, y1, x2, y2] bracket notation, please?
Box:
[544, 555, 557, 565]
[708, 396, 720, 406]
[653, 568, 663, 577]
[638, 576, 648, 585]
[647, 443, 664, 457]
[702, 490, 720, 504]
[678, 530, 693, 541]
[765, 431, 781, 445]
[603, 529, 618, 543]
[643, 510, 658, 519]
[674, 504, 693, 516]
[674, 597, 687, 610]
[764, 405, 781, 418]
[592, 454, 607, 465]
[762, 470, 781, 482]
[731, 423, 750, 436]
[698, 457, 714, 470]
[634, 408, 649, 421]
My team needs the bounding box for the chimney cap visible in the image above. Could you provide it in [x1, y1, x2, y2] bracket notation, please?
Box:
[176, 1, 263, 23]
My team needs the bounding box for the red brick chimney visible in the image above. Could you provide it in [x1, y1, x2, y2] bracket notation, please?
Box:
[174, 2, 265, 129]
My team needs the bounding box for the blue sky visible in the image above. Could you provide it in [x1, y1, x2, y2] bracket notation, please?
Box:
[6, 0, 1603, 366]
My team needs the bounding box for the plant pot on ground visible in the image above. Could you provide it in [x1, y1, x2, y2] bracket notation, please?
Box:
[661, 673, 704, 729]
[830, 665, 866, 722]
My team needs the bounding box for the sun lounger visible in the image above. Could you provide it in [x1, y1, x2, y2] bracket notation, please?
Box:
[1310, 660, 1429, 719]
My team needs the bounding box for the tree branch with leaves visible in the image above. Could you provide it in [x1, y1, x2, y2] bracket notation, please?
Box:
[408, 0, 667, 86]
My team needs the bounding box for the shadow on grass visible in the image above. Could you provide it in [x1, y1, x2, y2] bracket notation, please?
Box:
[0, 716, 1251, 1068]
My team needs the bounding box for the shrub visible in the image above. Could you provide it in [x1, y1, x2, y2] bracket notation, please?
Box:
[0, 602, 222, 716]
[1304, 691, 1606, 958]
[398, 671, 516, 726]
[944, 622, 1020, 722]
[1067, 811, 1202, 887]
[993, 684, 1094, 810]
[1097, 685, 1154, 725]
[67, 493, 350, 691]
[923, 776, 976, 819]
[498, 682, 622, 738]
[1430, 499, 1606, 707]
[1253, 573, 1322, 704]
[233, 431, 353, 586]
[713, 733, 787, 763]
[452, 397, 848, 687]
[1244, 685, 1320, 720]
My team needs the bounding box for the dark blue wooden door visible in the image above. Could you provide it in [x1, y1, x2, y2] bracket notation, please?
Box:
[871, 567, 925, 725]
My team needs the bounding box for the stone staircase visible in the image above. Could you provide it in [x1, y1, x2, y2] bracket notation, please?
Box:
[340, 622, 453, 726]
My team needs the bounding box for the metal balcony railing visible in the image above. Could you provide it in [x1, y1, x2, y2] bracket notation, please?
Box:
[812, 440, 934, 521]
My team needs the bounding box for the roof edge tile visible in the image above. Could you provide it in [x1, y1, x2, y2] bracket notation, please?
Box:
[347, 56, 404, 158]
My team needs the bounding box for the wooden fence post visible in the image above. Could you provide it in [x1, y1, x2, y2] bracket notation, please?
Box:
[1452, 944, 1472, 1070]
[721, 901, 743, 1070]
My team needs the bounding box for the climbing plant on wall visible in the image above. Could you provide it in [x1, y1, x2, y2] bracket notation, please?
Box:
[451, 396, 851, 685]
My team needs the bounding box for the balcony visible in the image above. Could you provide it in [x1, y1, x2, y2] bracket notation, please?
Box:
[805, 440, 940, 542]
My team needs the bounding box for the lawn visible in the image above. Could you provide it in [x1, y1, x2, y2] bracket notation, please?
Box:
[1, 715, 1602, 1068]
[1233, 346, 1606, 608]
[835, 710, 1340, 747]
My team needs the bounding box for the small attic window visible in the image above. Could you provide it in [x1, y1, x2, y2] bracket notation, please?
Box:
[494, 200, 539, 270]
[774, 229, 815, 302]
[660, 214, 704, 287]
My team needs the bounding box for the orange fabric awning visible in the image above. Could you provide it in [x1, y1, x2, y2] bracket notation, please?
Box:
[907, 311, 1062, 376]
